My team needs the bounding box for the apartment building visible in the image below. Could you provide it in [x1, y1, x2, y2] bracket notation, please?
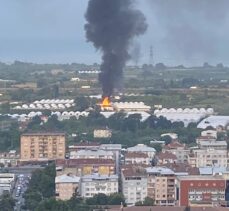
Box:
[177, 176, 226, 207]
[188, 148, 228, 168]
[20, 133, 65, 161]
[121, 167, 148, 206]
[56, 158, 116, 176]
[146, 167, 176, 206]
[162, 141, 189, 163]
[81, 174, 118, 198]
[55, 174, 80, 200]
[124, 152, 151, 165]
[198, 140, 227, 150]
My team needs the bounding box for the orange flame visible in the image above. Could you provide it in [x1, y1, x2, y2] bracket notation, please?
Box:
[101, 97, 111, 107]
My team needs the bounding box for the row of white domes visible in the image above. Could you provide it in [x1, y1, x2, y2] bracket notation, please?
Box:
[154, 108, 214, 114]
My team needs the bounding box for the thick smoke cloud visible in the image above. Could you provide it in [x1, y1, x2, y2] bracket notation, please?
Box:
[85, 0, 147, 97]
[147, 0, 229, 62]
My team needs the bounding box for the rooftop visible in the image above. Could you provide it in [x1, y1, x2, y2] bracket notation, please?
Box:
[157, 151, 177, 160]
[177, 175, 225, 181]
[55, 174, 80, 183]
[22, 132, 65, 136]
[127, 144, 156, 152]
[56, 159, 115, 167]
[109, 207, 229, 211]
[146, 166, 175, 175]
[81, 174, 118, 180]
[125, 152, 149, 158]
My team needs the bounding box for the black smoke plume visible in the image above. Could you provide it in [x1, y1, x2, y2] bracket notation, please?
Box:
[85, 0, 147, 97]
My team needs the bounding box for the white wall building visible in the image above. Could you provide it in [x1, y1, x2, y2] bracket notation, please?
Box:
[69, 149, 114, 160]
[127, 144, 156, 159]
[122, 168, 148, 206]
[188, 148, 228, 168]
[0, 173, 15, 195]
[80, 174, 118, 198]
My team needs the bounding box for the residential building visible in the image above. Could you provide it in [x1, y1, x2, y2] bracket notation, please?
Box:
[127, 144, 156, 158]
[201, 130, 217, 139]
[156, 151, 177, 165]
[196, 136, 217, 144]
[20, 133, 66, 161]
[188, 148, 228, 168]
[124, 152, 151, 165]
[146, 167, 176, 206]
[162, 141, 189, 163]
[93, 129, 112, 138]
[69, 149, 114, 160]
[55, 174, 80, 200]
[0, 150, 20, 167]
[0, 173, 15, 195]
[81, 174, 118, 198]
[177, 176, 226, 207]
[56, 159, 116, 176]
[121, 167, 148, 206]
[198, 140, 227, 150]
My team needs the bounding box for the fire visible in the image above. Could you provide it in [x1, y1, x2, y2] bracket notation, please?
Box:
[101, 97, 111, 107]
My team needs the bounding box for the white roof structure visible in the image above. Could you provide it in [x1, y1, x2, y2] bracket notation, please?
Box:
[127, 144, 156, 153]
[197, 116, 229, 129]
[55, 174, 80, 183]
[154, 108, 213, 127]
[146, 166, 175, 175]
[113, 102, 151, 112]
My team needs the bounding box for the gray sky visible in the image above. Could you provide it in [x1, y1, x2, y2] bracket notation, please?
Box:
[0, 0, 229, 66]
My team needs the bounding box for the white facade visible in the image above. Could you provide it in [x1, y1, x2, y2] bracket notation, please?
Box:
[113, 102, 151, 112]
[80, 174, 118, 198]
[188, 148, 228, 168]
[0, 173, 15, 195]
[122, 172, 148, 206]
[93, 129, 112, 138]
[201, 130, 217, 138]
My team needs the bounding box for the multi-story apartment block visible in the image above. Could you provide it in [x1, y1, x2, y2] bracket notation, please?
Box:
[20, 133, 65, 161]
[80, 174, 118, 198]
[188, 148, 228, 168]
[55, 174, 80, 200]
[177, 176, 226, 207]
[56, 158, 116, 176]
[146, 167, 176, 206]
[124, 152, 151, 165]
[121, 167, 148, 206]
[198, 140, 227, 150]
[162, 141, 189, 163]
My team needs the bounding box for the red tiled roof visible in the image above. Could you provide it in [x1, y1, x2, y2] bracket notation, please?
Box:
[157, 151, 177, 160]
[125, 152, 148, 158]
[163, 141, 185, 150]
[56, 158, 115, 167]
[161, 163, 200, 175]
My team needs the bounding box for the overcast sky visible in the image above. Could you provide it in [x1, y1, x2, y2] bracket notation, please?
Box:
[1, 0, 229, 66]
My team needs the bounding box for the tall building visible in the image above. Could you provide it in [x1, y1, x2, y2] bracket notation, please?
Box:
[121, 166, 148, 206]
[177, 176, 226, 207]
[146, 167, 176, 206]
[20, 133, 66, 161]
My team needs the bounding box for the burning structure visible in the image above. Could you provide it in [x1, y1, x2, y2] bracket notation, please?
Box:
[85, 0, 147, 104]
[100, 97, 113, 111]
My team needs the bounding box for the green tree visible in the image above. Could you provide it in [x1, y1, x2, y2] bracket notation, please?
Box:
[0, 193, 15, 211]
